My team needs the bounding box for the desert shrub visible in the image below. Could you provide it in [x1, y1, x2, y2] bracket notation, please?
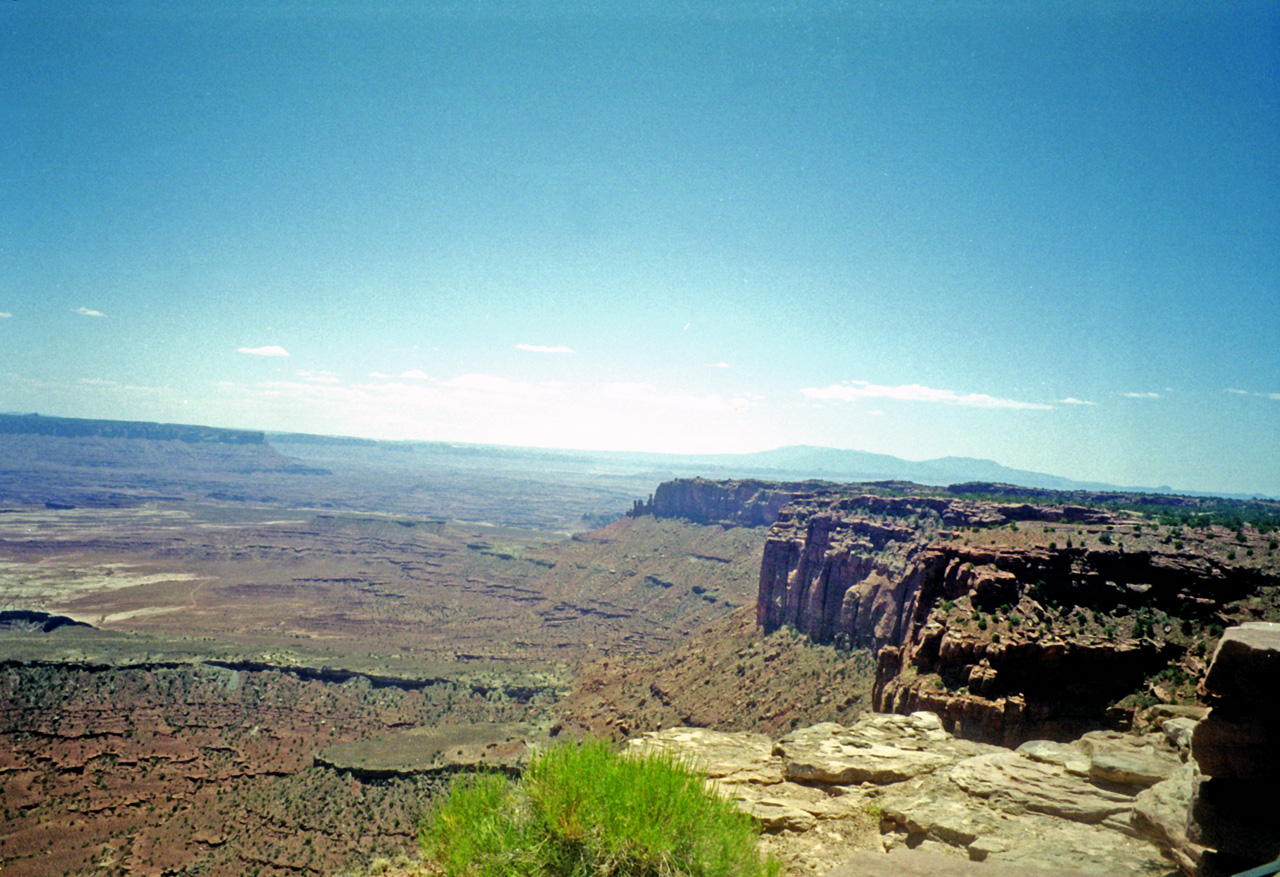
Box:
[420, 738, 780, 877]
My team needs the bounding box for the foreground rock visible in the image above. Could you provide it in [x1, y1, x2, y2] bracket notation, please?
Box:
[630, 712, 1181, 875]
[1189, 622, 1280, 876]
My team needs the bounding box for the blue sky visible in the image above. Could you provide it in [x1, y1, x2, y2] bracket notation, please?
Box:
[2, 1, 1278, 496]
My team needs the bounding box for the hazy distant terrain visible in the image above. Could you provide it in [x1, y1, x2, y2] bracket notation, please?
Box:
[3, 415, 1279, 876]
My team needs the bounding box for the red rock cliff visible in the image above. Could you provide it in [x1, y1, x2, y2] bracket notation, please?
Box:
[754, 490, 1280, 746]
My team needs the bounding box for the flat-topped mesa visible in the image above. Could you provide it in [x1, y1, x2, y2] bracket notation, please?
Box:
[0, 413, 265, 444]
[753, 487, 1280, 746]
[628, 477, 834, 528]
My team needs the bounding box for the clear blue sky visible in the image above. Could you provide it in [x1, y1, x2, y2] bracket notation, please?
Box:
[2, 1, 1278, 495]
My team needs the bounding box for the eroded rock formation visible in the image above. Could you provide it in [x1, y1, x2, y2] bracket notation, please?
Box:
[1188, 622, 1280, 876]
[629, 711, 1185, 874]
[750, 488, 1280, 746]
[629, 477, 833, 528]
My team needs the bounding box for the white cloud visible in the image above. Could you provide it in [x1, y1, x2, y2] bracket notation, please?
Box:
[516, 343, 574, 354]
[707, 361, 730, 369]
[297, 370, 340, 384]
[1059, 397, 1096, 405]
[1226, 388, 1280, 401]
[1122, 391, 1160, 399]
[603, 381, 756, 413]
[237, 345, 290, 357]
[77, 377, 163, 395]
[399, 369, 431, 380]
[0, 312, 11, 318]
[74, 307, 106, 317]
[368, 372, 393, 380]
[441, 373, 558, 403]
[802, 380, 1053, 410]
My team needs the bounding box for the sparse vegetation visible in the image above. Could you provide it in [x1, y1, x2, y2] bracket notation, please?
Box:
[419, 738, 780, 877]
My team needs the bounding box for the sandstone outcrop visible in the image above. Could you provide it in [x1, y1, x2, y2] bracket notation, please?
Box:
[1188, 622, 1280, 876]
[629, 711, 1181, 875]
[752, 489, 1280, 746]
[630, 477, 832, 528]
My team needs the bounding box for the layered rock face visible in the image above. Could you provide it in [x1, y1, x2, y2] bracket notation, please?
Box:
[1188, 622, 1280, 876]
[629, 711, 1185, 874]
[630, 477, 833, 528]
[754, 490, 1280, 746]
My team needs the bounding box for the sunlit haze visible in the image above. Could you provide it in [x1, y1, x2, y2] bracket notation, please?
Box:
[3, 1, 1278, 495]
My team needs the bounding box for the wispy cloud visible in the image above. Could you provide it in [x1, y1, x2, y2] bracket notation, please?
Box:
[1122, 391, 1160, 399]
[77, 377, 163, 394]
[441, 373, 558, 403]
[802, 380, 1053, 410]
[297, 370, 340, 383]
[603, 381, 759, 413]
[0, 312, 12, 319]
[1227, 388, 1280, 401]
[399, 369, 431, 380]
[74, 307, 106, 317]
[707, 361, 730, 369]
[1059, 397, 1096, 405]
[237, 345, 290, 357]
[516, 343, 574, 354]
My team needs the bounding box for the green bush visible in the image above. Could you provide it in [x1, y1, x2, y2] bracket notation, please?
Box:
[420, 738, 780, 877]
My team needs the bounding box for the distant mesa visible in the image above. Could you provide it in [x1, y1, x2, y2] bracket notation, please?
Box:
[0, 413, 265, 445]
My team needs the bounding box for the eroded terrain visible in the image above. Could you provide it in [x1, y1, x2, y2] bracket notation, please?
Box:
[0, 498, 768, 877]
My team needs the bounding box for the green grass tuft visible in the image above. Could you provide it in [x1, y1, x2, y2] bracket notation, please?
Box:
[420, 738, 780, 877]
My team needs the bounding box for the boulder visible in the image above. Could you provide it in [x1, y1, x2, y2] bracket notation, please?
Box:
[1190, 708, 1280, 780]
[1130, 761, 1204, 875]
[1076, 730, 1182, 789]
[777, 713, 996, 786]
[1186, 622, 1280, 873]
[1199, 621, 1280, 706]
[1159, 717, 1198, 756]
[628, 713, 1179, 875]
[1016, 739, 1091, 775]
[948, 751, 1134, 823]
[626, 726, 782, 784]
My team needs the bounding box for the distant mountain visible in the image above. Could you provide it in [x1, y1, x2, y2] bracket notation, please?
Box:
[674, 445, 1150, 494]
[0, 413, 265, 445]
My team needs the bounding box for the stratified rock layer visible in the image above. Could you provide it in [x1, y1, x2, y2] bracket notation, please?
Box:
[752, 490, 1280, 746]
[629, 712, 1180, 875]
[1189, 622, 1280, 876]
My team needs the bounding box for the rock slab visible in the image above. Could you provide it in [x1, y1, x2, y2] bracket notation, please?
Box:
[629, 712, 1180, 875]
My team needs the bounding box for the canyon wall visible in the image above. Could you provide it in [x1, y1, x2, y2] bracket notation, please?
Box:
[621, 479, 1280, 749]
[629, 477, 835, 528]
[751, 489, 1279, 745]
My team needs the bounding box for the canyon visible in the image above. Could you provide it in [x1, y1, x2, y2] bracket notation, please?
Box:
[648, 478, 1279, 747]
[3, 420, 1279, 876]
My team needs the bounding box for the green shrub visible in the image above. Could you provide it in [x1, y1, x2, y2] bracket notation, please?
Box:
[420, 738, 780, 877]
